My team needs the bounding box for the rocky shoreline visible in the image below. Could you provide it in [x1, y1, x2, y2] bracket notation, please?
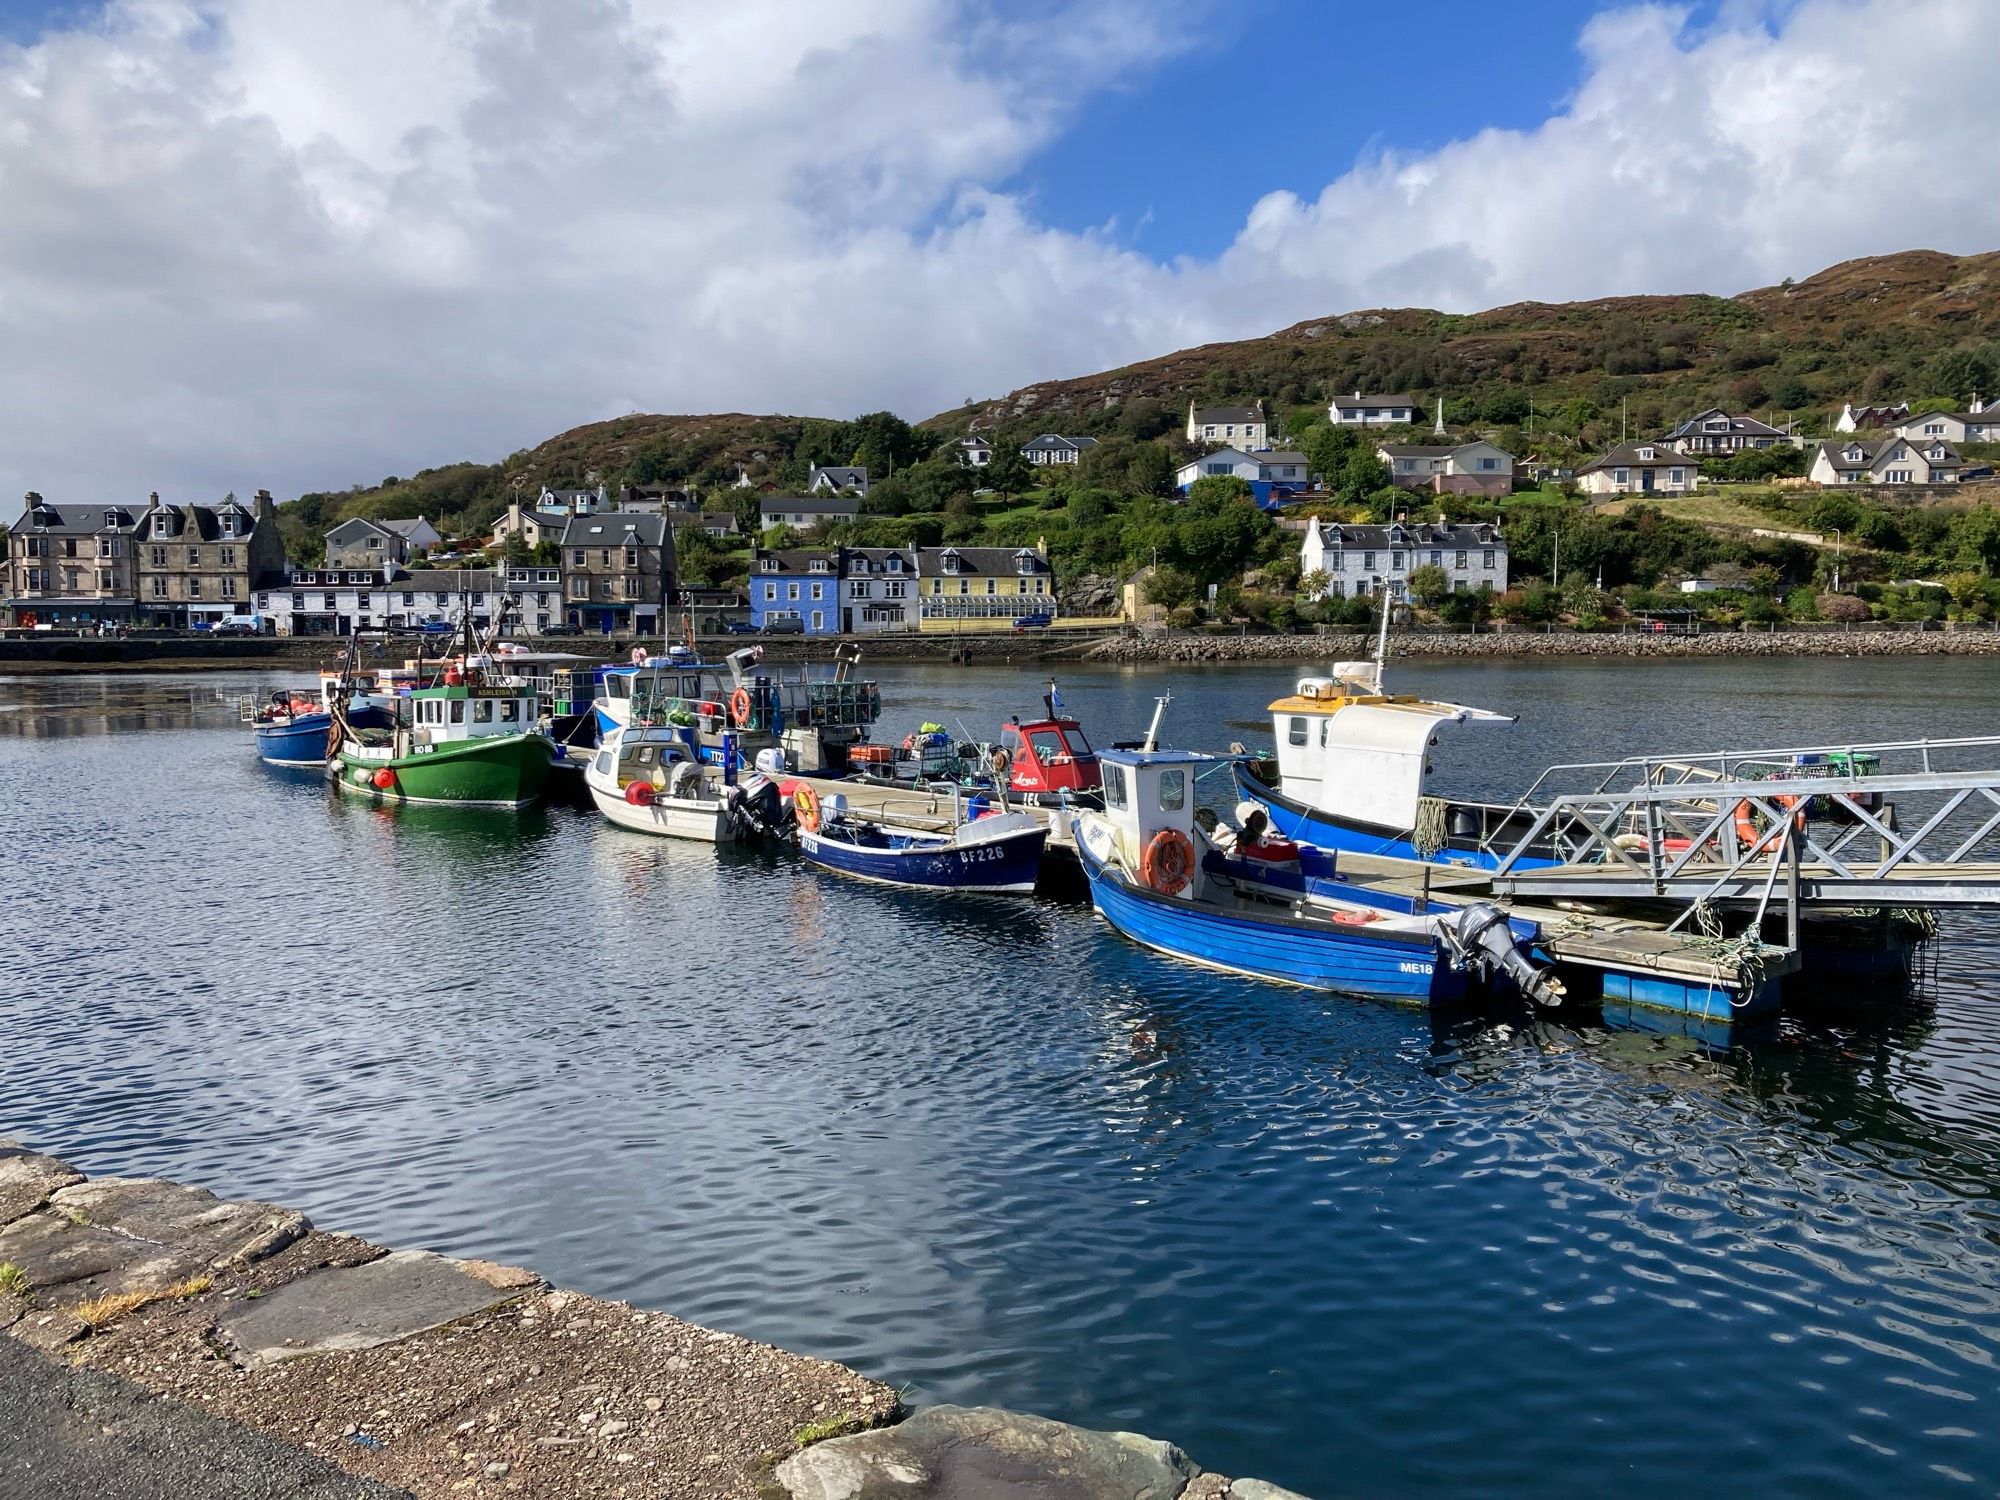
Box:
[0, 1139, 1305, 1499]
[1086, 626, 2000, 663]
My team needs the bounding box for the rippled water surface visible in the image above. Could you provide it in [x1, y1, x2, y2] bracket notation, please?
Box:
[6, 657, 2000, 1496]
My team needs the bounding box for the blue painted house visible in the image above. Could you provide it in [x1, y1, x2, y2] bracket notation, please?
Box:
[750, 548, 841, 634]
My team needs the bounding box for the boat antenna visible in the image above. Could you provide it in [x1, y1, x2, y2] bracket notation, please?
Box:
[1142, 693, 1172, 753]
[1371, 584, 1394, 693]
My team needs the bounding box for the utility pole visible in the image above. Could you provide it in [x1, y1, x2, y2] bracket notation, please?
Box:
[1832, 527, 1842, 593]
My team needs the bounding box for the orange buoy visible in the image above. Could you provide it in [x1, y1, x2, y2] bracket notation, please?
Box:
[371, 768, 397, 791]
[730, 687, 754, 727]
[1733, 794, 1803, 846]
[624, 780, 657, 807]
[1140, 828, 1195, 896]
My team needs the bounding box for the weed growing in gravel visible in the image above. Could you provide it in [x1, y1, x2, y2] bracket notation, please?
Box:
[73, 1275, 213, 1329]
[0, 1263, 27, 1297]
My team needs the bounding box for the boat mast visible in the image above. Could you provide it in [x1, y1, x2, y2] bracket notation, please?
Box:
[1141, 693, 1172, 752]
[1370, 583, 1396, 694]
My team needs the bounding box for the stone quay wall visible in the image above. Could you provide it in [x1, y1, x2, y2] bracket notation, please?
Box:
[0, 1138, 1305, 1500]
[1087, 626, 2000, 665]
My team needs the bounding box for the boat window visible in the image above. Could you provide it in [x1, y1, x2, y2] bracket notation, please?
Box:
[1065, 727, 1094, 757]
[499, 700, 520, 723]
[609, 676, 629, 698]
[449, 700, 465, 724]
[1288, 716, 1307, 746]
[682, 675, 700, 697]
[1026, 729, 1064, 765]
[473, 700, 494, 723]
[1105, 766, 1128, 812]
[1320, 719, 1328, 747]
[1158, 768, 1185, 812]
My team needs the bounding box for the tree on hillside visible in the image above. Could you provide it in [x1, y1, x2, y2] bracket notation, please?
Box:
[1927, 348, 1998, 405]
[1406, 564, 1450, 608]
[983, 444, 1033, 496]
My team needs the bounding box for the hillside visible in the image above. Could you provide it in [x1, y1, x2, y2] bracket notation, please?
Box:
[925, 250, 2000, 450]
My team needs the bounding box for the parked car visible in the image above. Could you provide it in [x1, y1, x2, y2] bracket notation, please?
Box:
[1011, 613, 1053, 631]
[760, 616, 806, 635]
[721, 620, 760, 635]
[539, 624, 580, 637]
[210, 613, 264, 635]
[418, 619, 457, 634]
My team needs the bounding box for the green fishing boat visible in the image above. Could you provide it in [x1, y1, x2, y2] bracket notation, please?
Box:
[333, 678, 556, 809]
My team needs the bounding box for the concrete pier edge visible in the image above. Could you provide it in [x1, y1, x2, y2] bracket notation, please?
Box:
[0, 1138, 1309, 1499]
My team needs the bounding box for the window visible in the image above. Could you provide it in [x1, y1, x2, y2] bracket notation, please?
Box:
[1478, 457, 1496, 470]
[1483, 549, 1496, 568]
[500, 700, 519, 723]
[473, 700, 493, 723]
[810, 583, 823, 600]
[1328, 553, 1343, 571]
[1612, 468, 1629, 486]
[787, 583, 799, 601]
[24, 567, 41, 591]
[573, 550, 586, 565]
[221, 579, 237, 599]
[1158, 768, 1185, 812]
[851, 581, 870, 599]
[449, 700, 465, 724]
[1455, 549, 1467, 568]
[1288, 716, 1308, 747]
[957, 578, 969, 595]
[152, 514, 172, 538]
[810, 611, 824, 630]
[187, 578, 202, 598]
[292, 592, 305, 609]
[885, 581, 905, 598]
[219, 546, 236, 567]
[1669, 469, 1685, 485]
[323, 593, 337, 609]
[186, 546, 200, 566]
[472, 593, 485, 605]
[1362, 551, 1376, 569]
[402, 592, 415, 607]
[151, 577, 167, 598]
[1104, 765, 1128, 812]
[150, 545, 166, 567]
[624, 546, 638, 567]
[1429, 550, 1442, 566]
[101, 537, 122, 558]
[985, 579, 997, 594]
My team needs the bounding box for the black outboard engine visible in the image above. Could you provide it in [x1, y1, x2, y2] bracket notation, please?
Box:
[1447, 903, 1565, 1008]
[727, 771, 790, 840]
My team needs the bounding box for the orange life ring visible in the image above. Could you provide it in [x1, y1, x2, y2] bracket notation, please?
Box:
[730, 687, 754, 727]
[1733, 794, 1803, 845]
[1140, 828, 1195, 896]
[793, 784, 820, 832]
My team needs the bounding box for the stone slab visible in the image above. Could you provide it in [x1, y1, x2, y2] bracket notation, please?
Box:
[775, 1403, 1201, 1500]
[0, 1144, 85, 1228]
[1230, 1482, 1313, 1500]
[214, 1249, 525, 1368]
[49, 1178, 308, 1267]
[0, 1210, 204, 1305]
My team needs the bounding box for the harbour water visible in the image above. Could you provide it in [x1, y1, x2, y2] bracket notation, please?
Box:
[6, 656, 2000, 1496]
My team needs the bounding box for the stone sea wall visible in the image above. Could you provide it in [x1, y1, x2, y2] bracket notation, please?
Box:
[0, 1138, 1306, 1500]
[1087, 627, 2000, 664]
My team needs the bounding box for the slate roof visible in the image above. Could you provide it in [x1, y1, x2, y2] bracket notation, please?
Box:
[753, 548, 841, 575]
[1191, 405, 1264, 425]
[842, 546, 913, 574]
[759, 496, 861, 518]
[1577, 442, 1695, 473]
[140, 500, 259, 541]
[1330, 393, 1417, 410]
[7, 500, 142, 534]
[1312, 521, 1502, 547]
[1377, 445, 1458, 459]
[1254, 449, 1309, 465]
[379, 517, 434, 538]
[1662, 408, 1784, 439]
[559, 513, 669, 546]
[914, 546, 1051, 576]
[809, 466, 869, 490]
[1021, 434, 1099, 453]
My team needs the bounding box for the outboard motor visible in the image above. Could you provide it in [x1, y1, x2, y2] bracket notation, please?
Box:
[727, 771, 788, 839]
[1446, 903, 1565, 1008]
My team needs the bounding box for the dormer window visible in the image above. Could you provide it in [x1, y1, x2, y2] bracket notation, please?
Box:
[761, 558, 778, 573]
[102, 510, 119, 530]
[888, 555, 902, 572]
[809, 559, 830, 574]
[152, 513, 172, 538]
[941, 549, 961, 575]
[1015, 550, 1036, 575]
[1636, 447, 1654, 461]
[1846, 447, 1864, 462]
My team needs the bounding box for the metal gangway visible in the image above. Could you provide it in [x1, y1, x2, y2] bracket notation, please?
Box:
[1483, 735, 2000, 939]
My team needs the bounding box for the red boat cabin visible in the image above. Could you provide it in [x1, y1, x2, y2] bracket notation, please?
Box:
[1008, 717, 1102, 799]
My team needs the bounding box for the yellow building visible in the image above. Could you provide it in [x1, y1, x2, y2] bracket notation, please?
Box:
[914, 543, 1054, 631]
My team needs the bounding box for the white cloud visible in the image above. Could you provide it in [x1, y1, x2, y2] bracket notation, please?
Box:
[1, 0, 1999, 502]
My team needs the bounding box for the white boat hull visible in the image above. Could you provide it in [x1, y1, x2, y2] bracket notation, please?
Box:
[586, 779, 735, 842]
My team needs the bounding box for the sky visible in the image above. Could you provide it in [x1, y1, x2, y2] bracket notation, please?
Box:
[2, 0, 1998, 502]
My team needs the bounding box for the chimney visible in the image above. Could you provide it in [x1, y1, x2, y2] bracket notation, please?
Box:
[24, 490, 41, 505]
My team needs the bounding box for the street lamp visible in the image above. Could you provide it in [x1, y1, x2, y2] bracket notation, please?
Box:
[1831, 528, 1842, 593]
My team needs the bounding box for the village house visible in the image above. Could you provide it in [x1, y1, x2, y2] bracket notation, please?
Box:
[489, 503, 573, 550]
[807, 465, 870, 497]
[618, 483, 695, 513]
[1327, 391, 1419, 427]
[1173, 448, 1312, 504]
[1574, 443, 1700, 497]
[1376, 441, 1515, 498]
[1298, 518, 1507, 601]
[1186, 401, 1268, 449]
[759, 495, 861, 531]
[3, 493, 143, 628]
[840, 546, 919, 634]
[1835, 401, 1912, 432]
[683, 585, 749, 635]
[1891, 400, 2000, 445]
[537, 484, 610, 515]
[749, 548, 842, 635]
[560, 512, 674, 636]
[912, 543, 1055, 631]
[669, 511, 740, 539]
[1808, 435, 1964, 486]
[134, 490, 286, 628]
[1021, 434, 1099, 466]
[958, 436, 993, 468]
[1658, 408, 1789, 456]
[322, 515, 441, 568]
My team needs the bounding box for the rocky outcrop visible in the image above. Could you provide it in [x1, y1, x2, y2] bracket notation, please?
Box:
[1087, 627, 2000, 664]
[1060, 572, 1122, 617]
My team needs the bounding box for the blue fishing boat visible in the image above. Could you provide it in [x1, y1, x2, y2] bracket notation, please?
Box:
[792, 786, 1046, 895]
[1073, 721, 1561, 1007]
[243, 683, 393, 766]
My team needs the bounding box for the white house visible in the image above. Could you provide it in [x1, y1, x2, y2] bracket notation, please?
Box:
[1834, 401, 1911, 433]
[840, 545, 919, 634]
[536, 485, 609, 515]
[258, 565, 563, 637]
[1299, 518, 1507, 600]
[1659, 409, 1789, 456]
[1377, 441, 1514, 498]
[958, 436, 994, 467]
[1809, 435, 1964, 486]
[1575, 442, 1700, 496]
[1021, 434, 1099, 466]
[1186, 401, 1268, 449]
[1172, 448, 1309, 490]
[1892, 401, 2000, 445]
[807, 465, 870, 496]
[1328, 391, 1420, 426]
[760, 495, 862, 530]
[323, 515, 441, 568]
